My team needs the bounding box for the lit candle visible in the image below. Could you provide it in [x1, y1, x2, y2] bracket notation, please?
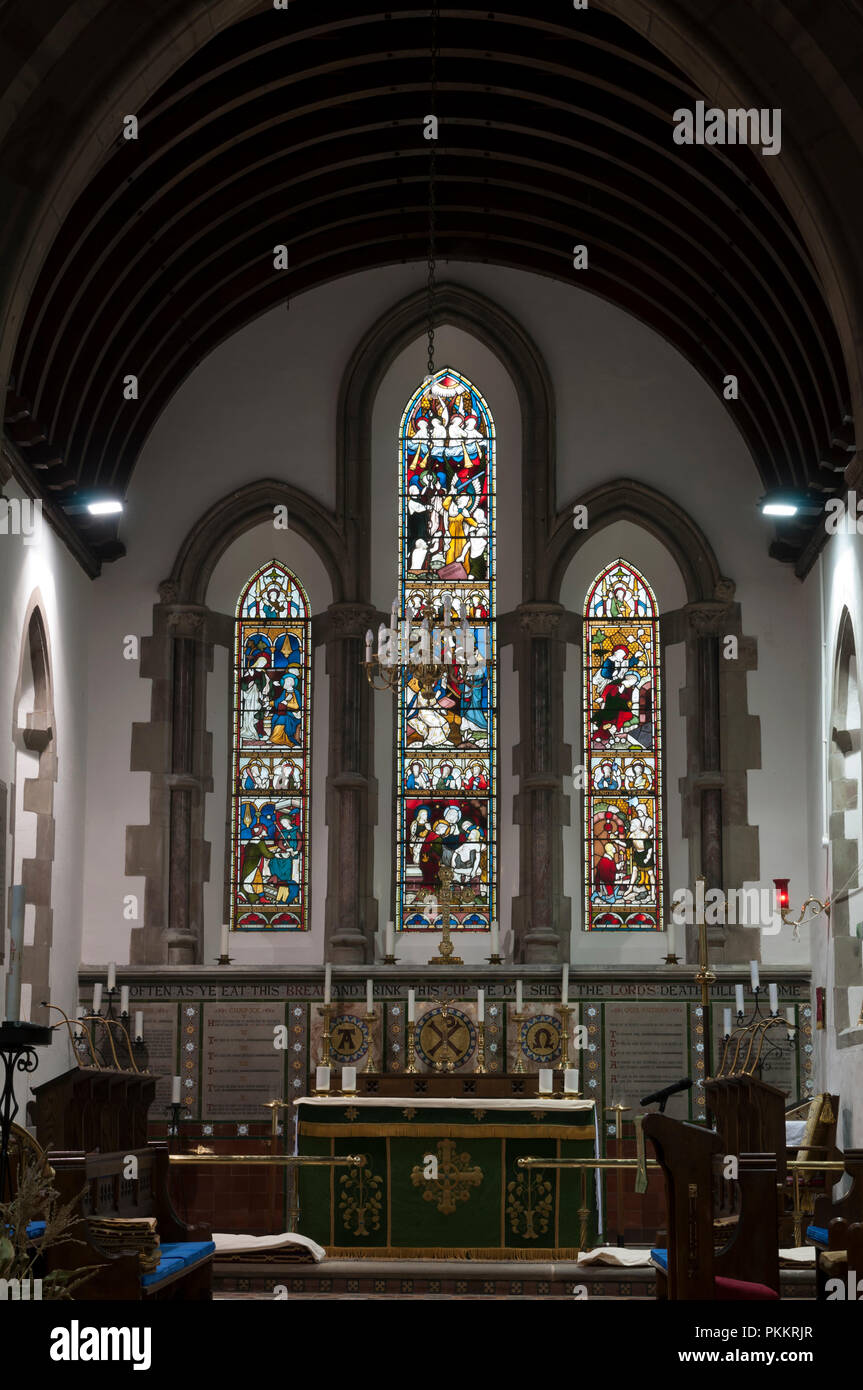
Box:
[407, 989, 416, 1022]
[220, 923, 229, 958]
[120, 986, 130, 1016]
[324, 963, 332, 1005]
[723, 1008, 732, 1037]
[490, 921, 499, 957]
[538, 1068, 554, 1095]
[749, 960, 760, 991]
[365, 629, 373, 663]
[366, 978, 374, 1013]
[768, 983, 779, 1015]
[515, 978, 523, 1013]
[561, 964, 569, 1007]
[172, 1076, 181, 1104]
[315, 1065, 331, 1092]
[342, 1066, 357, 1093]
[134, 1011, 144, 1040]
[477, 988, 485, 1024]
[564, 1068, 579, 1094]
[107, 962, 116, 991]
[735, 984, 745, 1015]
[385, 922, 395, 958]
[786, 1006, 795, 1028]
[92, 983, 103, 1013]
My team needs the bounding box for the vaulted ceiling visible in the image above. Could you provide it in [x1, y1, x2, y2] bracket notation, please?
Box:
[2, 1, 854, 573]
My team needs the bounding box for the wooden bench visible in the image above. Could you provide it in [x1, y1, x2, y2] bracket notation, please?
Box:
[806, 1148, 863, 1248]
[44, 1142, 213, 1300]
[816, 1219, 863, 1301]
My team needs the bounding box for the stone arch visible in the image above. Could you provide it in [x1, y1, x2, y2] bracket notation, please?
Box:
[9, 596, 57, 1025]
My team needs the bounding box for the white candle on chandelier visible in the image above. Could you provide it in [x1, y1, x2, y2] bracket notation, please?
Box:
[107, 961, 116, 991]
[786, 1006, 796, 1028]
[561, 964, 569, 1007]
[365, 629, 373, 663]
[134, 1010, 144, 1040]
[477, 988, 485, 1023]
[120, 986, 130, 1016]
[516, 978, 523, 1013]
[324, 963, 332, 1005]
[749, 960, 760, 991]
[92, 983, 103, 1013]
[735, 983, 745, 1015]
[172, 1076, 181, 1104]
[490, 920, 500, 957]
[723, 1008, 732, 1037]
[768, 982, 779, 1015]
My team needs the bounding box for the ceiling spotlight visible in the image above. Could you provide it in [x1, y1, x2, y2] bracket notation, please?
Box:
[86, 499, 124, 516]
[758, 489, 824, 519]
[762, 501, 798, 517]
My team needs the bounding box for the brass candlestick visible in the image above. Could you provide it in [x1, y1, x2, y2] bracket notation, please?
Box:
[318, 1003, 333, 1067]
[511, 1009, 527, 1073]
[363, 1008, 377, 1073]
[427, 866, 463, 965]
[663, 951, 680, 966]
[475, 1020, 488, 1074]
[556, 1003, 573, 1071]
[405, 1017, 418, 1073]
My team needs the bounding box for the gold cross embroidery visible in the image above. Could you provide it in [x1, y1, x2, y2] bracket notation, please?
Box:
[410, 1138, 483, 1216]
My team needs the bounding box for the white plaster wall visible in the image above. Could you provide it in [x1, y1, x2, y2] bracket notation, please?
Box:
[0, 477, 91, 1088]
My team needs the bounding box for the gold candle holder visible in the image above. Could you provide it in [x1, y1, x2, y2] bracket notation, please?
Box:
[405, 1015, 418, 1073]
[475, 1020, 487, 1074]
[427, 866, 464, 965]
[511, 1009, 527, 1073]
[318, 1003, 333, 1067]
[556, 1002, 573, 1071]
[663, 952, 680, 966]
[364, 1009, 376, 1074]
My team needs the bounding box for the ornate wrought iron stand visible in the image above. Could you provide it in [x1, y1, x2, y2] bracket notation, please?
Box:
[0, 1021, 52, 1201]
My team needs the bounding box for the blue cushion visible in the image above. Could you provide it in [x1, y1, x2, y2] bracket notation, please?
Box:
[650, 1247, 668, 1271]
[25, 1221, 46, 1239]
[806, 1225, 829, 1246]
[140, 1256, 186, 1288]
[159, 1241, 215, 1269]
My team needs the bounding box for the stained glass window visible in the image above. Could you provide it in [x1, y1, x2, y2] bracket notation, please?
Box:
[583, 560, 662, 931]
[230, 561, 311, 931]
[396, 368, 496, 931]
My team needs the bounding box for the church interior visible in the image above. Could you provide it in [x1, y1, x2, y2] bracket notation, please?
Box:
[1, 0, 863, 1329]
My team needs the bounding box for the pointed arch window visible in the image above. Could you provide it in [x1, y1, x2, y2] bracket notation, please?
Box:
[396, 368, 497, 932]
[231, 561, 311, 931]
[583, 560, 662, 930]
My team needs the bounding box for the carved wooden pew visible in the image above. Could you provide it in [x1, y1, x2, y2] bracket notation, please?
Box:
[807, 1149, 863, 1248]
[815, 1219, 863, 1301]
[644, 1113, 780, 1300]
[44, 1143, 214, 1300]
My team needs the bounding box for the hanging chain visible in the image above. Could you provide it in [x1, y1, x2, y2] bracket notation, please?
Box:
[426, 3, 440, 379]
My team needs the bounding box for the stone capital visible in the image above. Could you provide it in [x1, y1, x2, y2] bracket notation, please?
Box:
[683, 599, 733, 636]
[516, 602, 565, 638]
[164, 605, 209, 639]
[326, 601, 378, 640]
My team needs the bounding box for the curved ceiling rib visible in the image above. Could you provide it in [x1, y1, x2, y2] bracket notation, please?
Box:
[4, 1, 851, 572]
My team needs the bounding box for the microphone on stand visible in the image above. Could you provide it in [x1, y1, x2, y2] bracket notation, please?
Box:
[639, 1077, 692, 1113]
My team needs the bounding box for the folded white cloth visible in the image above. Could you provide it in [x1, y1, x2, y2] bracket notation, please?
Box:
[577, 1246, 654, 1267]
[212, 1231, 326, 1262]
[785, 1120, 808, 1147]
[778, 1247, 815, 1265]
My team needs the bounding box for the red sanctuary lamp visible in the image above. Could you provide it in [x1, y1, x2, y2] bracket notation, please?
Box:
[773, 878, 790, 914]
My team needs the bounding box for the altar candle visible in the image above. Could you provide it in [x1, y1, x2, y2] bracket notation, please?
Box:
[342, 1066, 357, 1093]
[561, 964, 569, 1006]
[220, 923, 229, 957]
[477, 988, 485, 1023]
[92, 983, 103, 1013]
[107, 961, 116, 991]
[366, 978, 374, 1013]
[172, 1076, 181, 1104]
[538, 1068, 553, 1095]
[315, 1065, 331, 1092]
[735, 984, 745, 1015]
[407, 989, 416, 1022]
[667, 917, 676, 957]
[749, 960, 760, 990]
[516, 978, 523, 1013]
[120, 986, 130, 1016]
[768, 982, 779, 1015]
[134, 1011, 144, 1040]
[385, 921, 395, 958]
[324, 963, 332, 1005]
[786, 1007, 796, 1028]
[490, 921, 500, 957]
[723, 1008, 732, 1037]
[564, 1068, 579, 1094]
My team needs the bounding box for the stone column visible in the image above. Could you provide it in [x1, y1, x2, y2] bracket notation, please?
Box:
[512, 602, 571, 963]
[323, 602, 378, 963]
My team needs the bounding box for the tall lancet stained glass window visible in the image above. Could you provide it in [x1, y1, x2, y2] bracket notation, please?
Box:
[583, 560, 662, 931]
[396, 368, 496, 932]
[231, 561, 311, 931]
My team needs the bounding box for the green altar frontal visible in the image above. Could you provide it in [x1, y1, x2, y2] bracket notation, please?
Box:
[295, 1095, 599, 1259]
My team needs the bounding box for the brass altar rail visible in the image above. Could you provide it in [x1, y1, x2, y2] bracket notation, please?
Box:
[518, 1157, 659, 1169]
[168, 1154, 365, 1167]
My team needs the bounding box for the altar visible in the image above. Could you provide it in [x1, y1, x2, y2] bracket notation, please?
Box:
[294, 1095, 599, 1258]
